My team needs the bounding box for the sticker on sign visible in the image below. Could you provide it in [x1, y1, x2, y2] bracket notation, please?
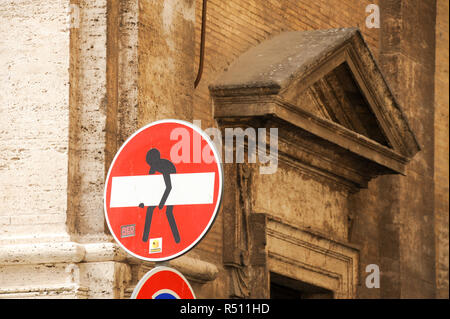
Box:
[150, 237, 162, 253]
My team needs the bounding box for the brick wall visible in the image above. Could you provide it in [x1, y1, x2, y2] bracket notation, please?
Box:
[193, 0, 379, 127]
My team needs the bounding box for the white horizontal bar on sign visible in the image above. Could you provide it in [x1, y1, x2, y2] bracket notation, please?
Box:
[110, 172, 215, 208]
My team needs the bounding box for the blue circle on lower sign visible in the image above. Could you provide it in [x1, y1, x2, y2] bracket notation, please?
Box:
[151, 288, 181, 299]
[154, 292, 177, 299]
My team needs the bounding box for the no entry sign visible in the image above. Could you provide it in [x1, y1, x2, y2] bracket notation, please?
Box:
[104, 119, 223, 261]
[130, 266, 195, 299]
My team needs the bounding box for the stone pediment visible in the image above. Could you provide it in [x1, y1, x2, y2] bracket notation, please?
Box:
[210, 28, 420, 187]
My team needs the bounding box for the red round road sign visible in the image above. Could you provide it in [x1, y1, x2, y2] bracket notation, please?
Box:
[104, 119, 223, 262]
[131, 266, 195, 299]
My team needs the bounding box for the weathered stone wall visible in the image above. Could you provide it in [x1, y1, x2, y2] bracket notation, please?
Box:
[191, 1, 382, 297]
[0, 0, 133, 299]
[138, 0, 195, 125]
[0, 0, 70, 241]
[254, 164, 350, 241]
[352, 0, 438, 298]
[0, 0, 447, 299]
[379, 0, 437, 298]
[68, 0, 108, 237]
[104, 0, 139, 191]
[434, 0, 449, 299]
[192, 0, 447, 299]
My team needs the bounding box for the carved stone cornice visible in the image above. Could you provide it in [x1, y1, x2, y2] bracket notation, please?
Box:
[0, 239, 219, 285]
[210, 27, 421, 299]
[210, 28, 420, 189]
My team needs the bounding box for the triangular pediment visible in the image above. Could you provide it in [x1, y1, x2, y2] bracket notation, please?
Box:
[282, 61, 391, 147]
[210, 28, 420, 175]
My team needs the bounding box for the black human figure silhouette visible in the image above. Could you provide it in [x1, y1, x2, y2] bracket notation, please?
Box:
[139, 148, 180, 244]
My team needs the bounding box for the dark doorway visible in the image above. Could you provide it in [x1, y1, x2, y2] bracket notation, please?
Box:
[270, 272, 334, 299]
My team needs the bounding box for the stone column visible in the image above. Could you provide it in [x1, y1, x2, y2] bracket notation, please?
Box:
[0, 0, 134, 299]
[378, 0, 436, 298]
[353, 0, 437, 298]
[0, 0, 80, 298]
[0, 0, 220, 299]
